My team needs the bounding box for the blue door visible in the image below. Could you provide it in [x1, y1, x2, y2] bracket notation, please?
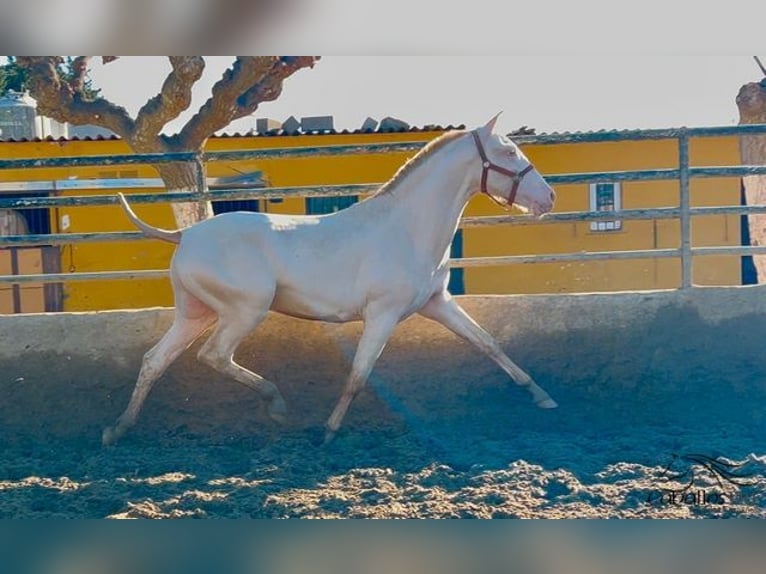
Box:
[305, 196, 358, 215]
[212, 199, 260, 214]
[448, 229, 465, 295]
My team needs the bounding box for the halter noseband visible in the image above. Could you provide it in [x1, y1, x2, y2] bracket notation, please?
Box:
[472, 129, 534, 208]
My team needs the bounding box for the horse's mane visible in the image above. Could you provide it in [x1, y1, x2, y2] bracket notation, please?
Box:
[369, 130, 467, 198]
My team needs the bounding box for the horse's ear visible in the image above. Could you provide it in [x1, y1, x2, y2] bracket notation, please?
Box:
[481, 112, 503, 135]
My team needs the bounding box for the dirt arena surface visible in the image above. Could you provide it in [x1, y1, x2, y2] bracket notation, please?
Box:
[1, 429, 765, 518]
[2, 367, 765, 518]
[2, 293, 765, 518]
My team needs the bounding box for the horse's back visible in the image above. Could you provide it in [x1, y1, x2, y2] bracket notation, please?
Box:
[173, 209, 361, 282]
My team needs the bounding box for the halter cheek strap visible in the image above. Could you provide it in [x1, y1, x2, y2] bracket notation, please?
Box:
[472, 129, 534, 208]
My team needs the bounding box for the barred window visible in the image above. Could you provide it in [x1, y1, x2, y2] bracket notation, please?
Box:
[589, 182, 622, 231]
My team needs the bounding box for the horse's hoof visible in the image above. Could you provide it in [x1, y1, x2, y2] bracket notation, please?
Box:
[536, 398, 558, 409]
[102, 426, 119, 446]
[268, 397, 288, 424]
[305, 426, 325, 447]
[323, 428, 336, 446]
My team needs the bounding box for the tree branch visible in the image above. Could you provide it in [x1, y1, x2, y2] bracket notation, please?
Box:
[17, 56, 318, 155]
[170, 57, 276, 148]
[133, 57, 205, 149]
[238, 56, 321, 116]
[171, 56, 319, 149]
[16, 57, 135, 140]
[70, 56, 92, 95]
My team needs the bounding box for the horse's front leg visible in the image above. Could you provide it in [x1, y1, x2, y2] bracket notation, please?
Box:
[419, 291, 557, 408]
[324, 312, 400, 444]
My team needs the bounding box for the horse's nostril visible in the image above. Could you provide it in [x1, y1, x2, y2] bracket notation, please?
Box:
[550, 190, 556, 202]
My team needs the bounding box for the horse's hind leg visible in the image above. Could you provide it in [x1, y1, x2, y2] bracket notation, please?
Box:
[102, 304, 215, 446]
[196, 310, 287, 423]
[419, 291, 557, 408]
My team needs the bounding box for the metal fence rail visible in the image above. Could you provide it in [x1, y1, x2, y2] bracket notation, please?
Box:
[1, 124, 766, 292]
[2, 165, 766, 213]
[0, 141, 428, 171]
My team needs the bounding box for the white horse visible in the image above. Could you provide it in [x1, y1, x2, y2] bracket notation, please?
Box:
[102, 113, 557, 446]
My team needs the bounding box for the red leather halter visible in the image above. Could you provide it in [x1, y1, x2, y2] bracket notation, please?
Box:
[472, 129, 534, 208]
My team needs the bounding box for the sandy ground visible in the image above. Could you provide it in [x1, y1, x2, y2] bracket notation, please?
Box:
[2, 376, 764, 518]
[2, 298, 765, 518]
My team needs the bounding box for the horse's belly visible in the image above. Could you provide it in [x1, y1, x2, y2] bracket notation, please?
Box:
[270, 286, 362, 322]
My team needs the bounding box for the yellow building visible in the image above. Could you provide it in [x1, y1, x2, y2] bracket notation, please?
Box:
[0, 126, 744, 313]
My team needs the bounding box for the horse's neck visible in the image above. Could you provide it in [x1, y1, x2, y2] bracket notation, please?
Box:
[372, 135, 476, 265]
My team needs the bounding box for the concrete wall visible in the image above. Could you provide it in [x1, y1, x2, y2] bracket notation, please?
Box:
[2, 287, 766, 443]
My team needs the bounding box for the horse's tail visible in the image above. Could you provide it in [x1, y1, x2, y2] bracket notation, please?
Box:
[117, 192, 182, 244]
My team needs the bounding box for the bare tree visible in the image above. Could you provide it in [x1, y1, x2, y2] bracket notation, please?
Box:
[16, 56, 319, 227]
[736, 57, 766, 281]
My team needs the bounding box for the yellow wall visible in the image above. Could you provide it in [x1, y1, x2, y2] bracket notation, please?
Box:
[0, 247, 47, 313]
[0, 138, 180, 310]
[0, 131, 744, 311]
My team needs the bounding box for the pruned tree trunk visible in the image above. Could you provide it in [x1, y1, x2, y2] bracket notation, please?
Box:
[157, 161, 210, 228]
[736, 81, 766, 282]
[128, 133, 212, 227]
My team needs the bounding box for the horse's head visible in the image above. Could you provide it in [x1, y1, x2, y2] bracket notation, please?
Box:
[471, 113, 556, 216]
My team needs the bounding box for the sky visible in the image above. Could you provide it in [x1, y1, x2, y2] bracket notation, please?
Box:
[82, 56, 765, 138]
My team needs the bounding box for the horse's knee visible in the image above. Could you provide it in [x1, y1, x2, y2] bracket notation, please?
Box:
[137, 352, 165, 383]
